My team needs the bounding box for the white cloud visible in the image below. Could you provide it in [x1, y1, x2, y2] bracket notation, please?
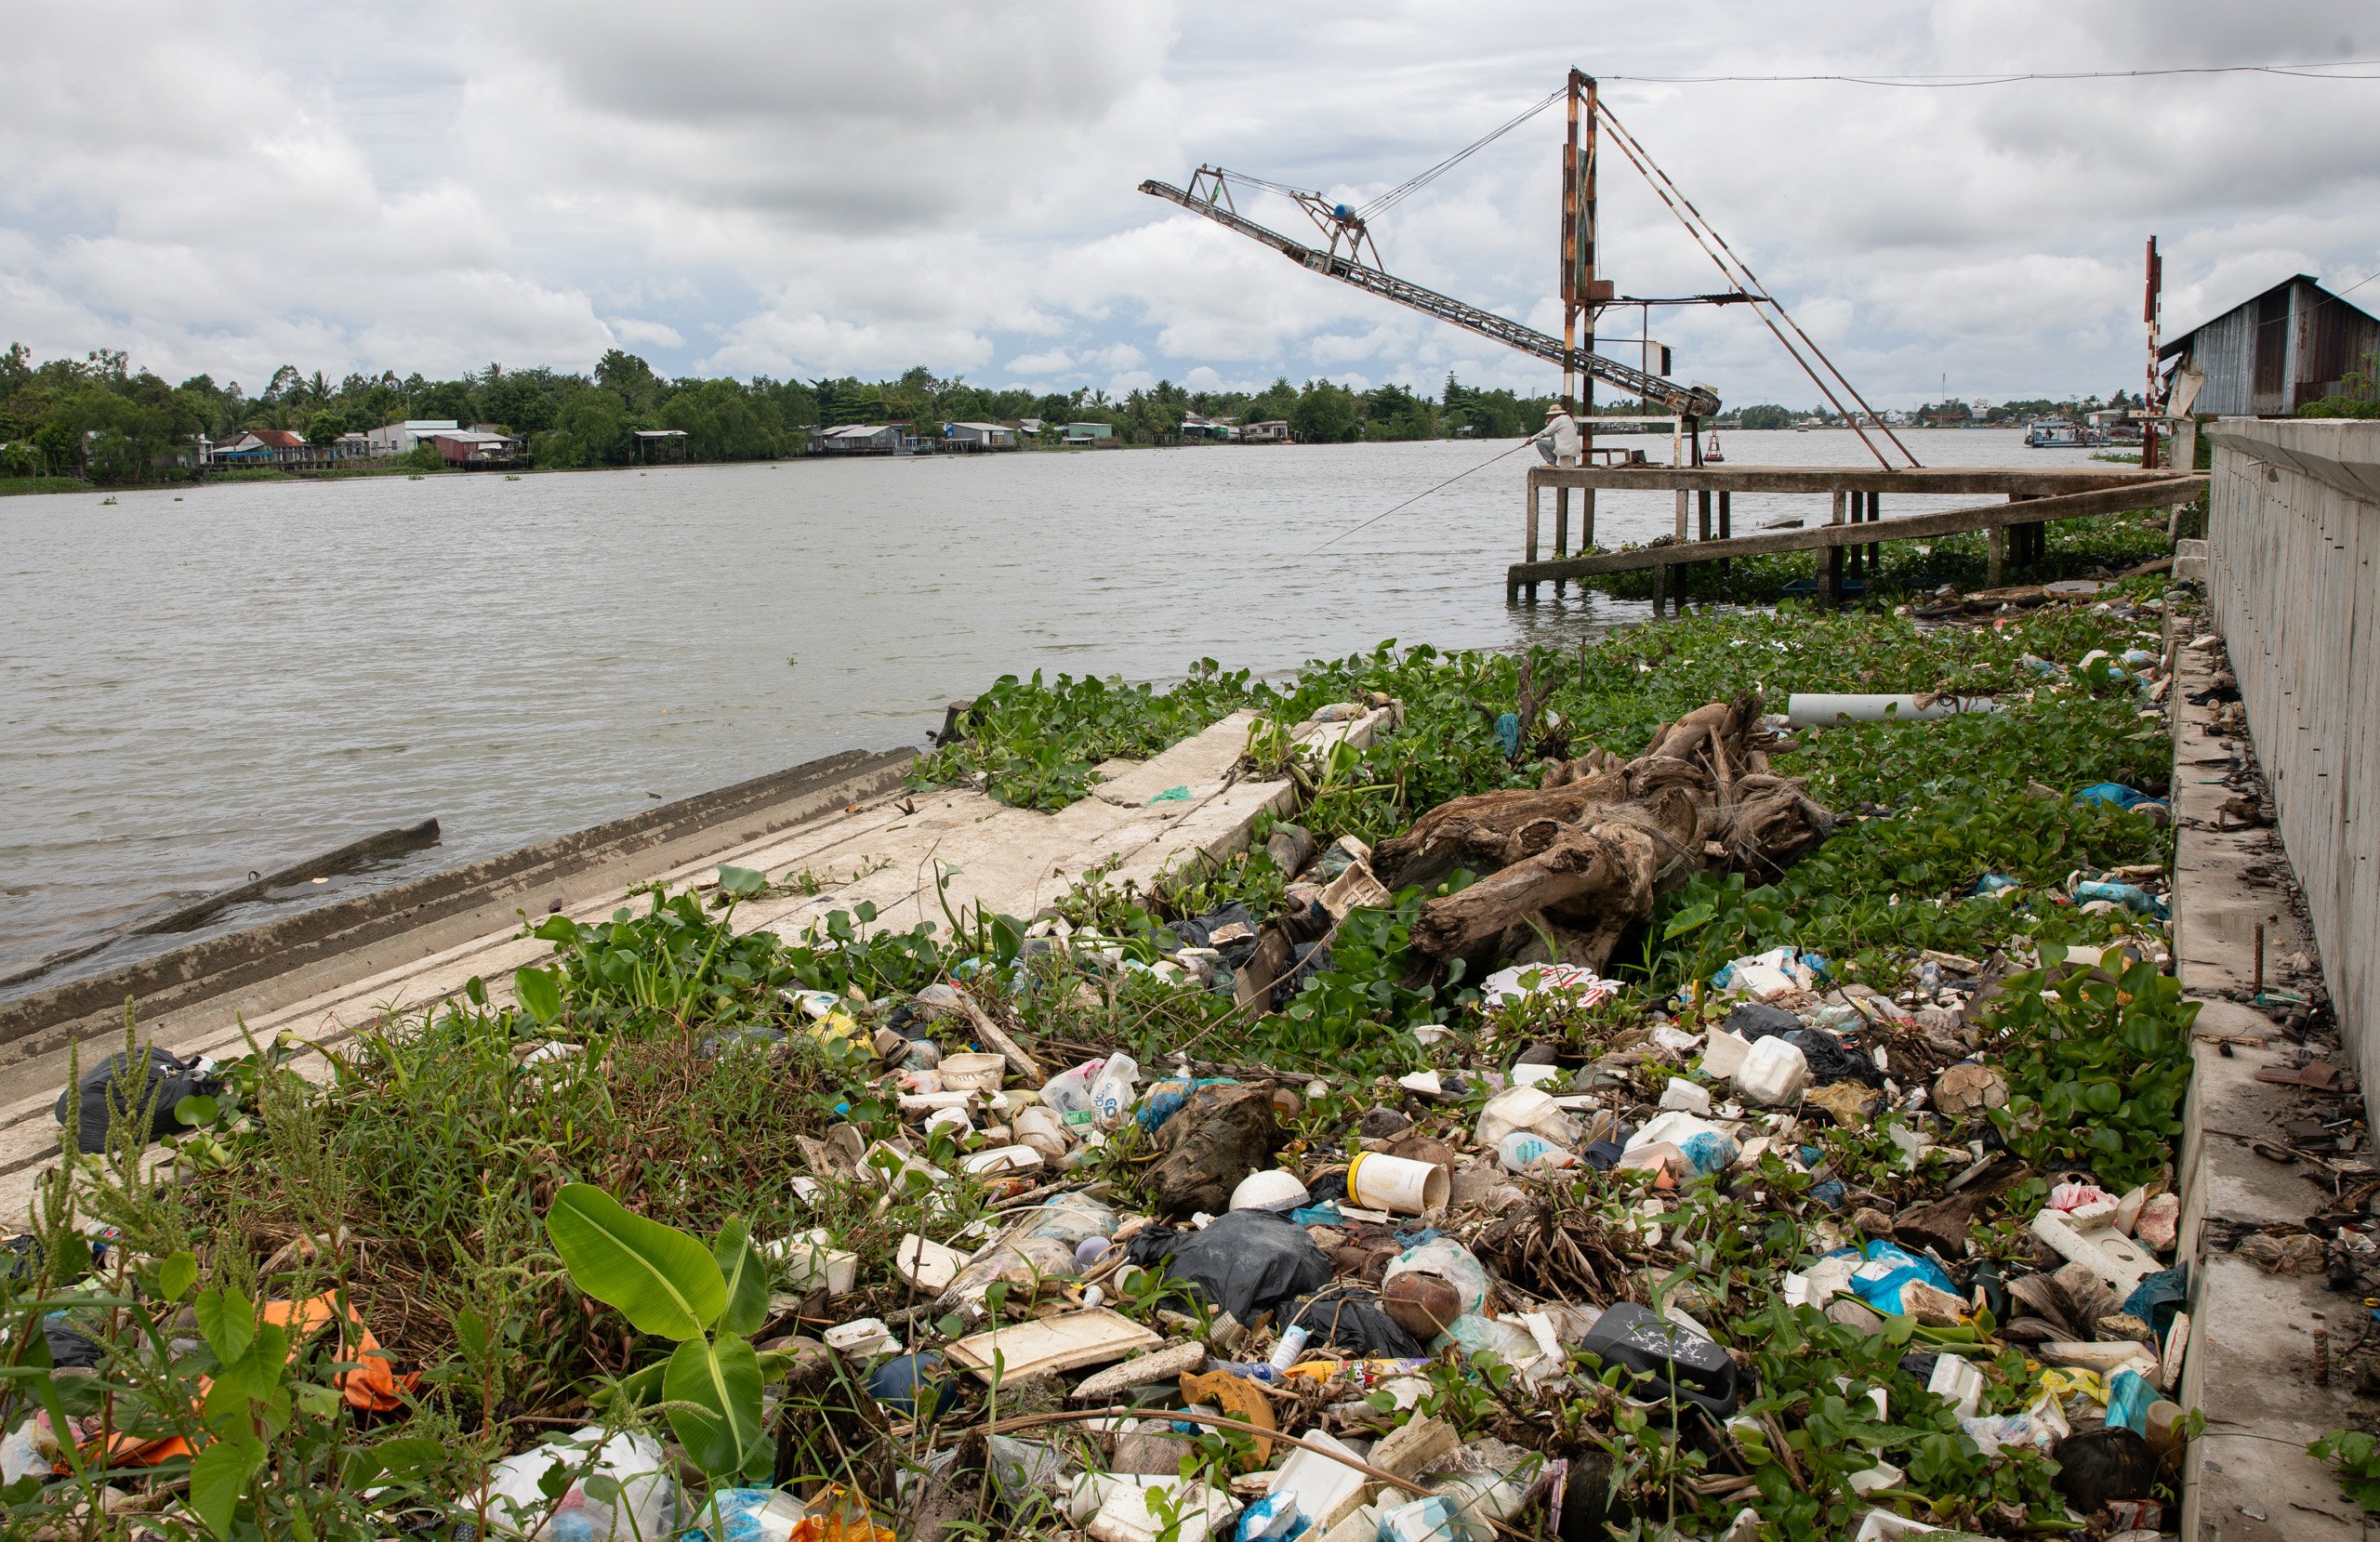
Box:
[1005, 349, 1074, 376]
[1, 0, 2374, 408]
[611, 318, 684, 350]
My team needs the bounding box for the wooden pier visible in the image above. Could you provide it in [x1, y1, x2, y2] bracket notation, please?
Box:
[1509, 464, 2211, 608]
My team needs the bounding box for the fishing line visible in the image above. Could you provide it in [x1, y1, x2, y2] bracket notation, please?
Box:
[1303, 438, 1539, 556]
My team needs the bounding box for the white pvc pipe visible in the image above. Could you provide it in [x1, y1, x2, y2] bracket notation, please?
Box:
[1784, 693, 2002, 727]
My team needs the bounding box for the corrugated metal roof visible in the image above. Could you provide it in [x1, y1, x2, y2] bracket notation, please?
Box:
[2164, 274, 2380, 356]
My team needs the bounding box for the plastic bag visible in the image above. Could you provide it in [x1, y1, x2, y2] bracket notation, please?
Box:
[1137, 1077, 1236, 1135]
[1475, 1087, 1580, 1149]
[1382, 1238, 1490, 1319]
[1282, 1285, 1429, 1359]
[473, 1427, 677, 1542]
[1089, 1053, 1141, 1129]
[56, 1048, 221, 1154]
[1122, 1210, 1331, 1323]
[1040, 1059, 1107, 1118]
[1849, 1241, 1957, 1314]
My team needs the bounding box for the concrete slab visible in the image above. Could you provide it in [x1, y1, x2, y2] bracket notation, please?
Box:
[2169, 612, 2375, 1540]
[2179, 1256, 2368, 1542]
[0, 701, 1405, 1225]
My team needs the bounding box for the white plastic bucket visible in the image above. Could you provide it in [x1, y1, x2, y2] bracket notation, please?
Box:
[1347, 1151, 1450, 1215]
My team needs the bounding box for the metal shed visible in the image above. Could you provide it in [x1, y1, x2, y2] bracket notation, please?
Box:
[2162, 274, 2380, 416]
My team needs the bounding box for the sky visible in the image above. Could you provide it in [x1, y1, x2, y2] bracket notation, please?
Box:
[4, 1, 2377, 411]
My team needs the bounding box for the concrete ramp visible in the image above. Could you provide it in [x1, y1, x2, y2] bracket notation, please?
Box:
[0, 702, 1398, 1221]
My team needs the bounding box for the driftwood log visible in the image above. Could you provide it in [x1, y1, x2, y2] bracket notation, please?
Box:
[1374, 692, 1832, 971]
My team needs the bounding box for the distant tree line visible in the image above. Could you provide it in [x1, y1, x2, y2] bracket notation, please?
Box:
[21, 338, 2110, 486]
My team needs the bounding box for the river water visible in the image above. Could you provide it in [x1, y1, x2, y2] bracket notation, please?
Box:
[1, 428, 2109, 988]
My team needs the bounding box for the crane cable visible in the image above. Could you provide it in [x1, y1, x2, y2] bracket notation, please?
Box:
[1355, 86, 1567, 221]
[1212, 86, 1567, 231]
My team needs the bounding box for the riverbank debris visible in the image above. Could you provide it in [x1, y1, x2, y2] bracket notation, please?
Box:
[4, 577, 2290, 1539]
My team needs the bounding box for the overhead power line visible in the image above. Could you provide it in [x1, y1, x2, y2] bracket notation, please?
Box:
[1600, 62, 2380, 86]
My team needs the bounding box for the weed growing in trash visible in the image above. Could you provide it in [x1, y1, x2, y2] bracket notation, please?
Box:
[908, 663, 1267, 811]
[1981, 958, 2199, 1191]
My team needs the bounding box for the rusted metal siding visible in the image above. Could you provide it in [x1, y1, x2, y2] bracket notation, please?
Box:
[2185, 307, 2259, 415]
[2295, 289, 2380, 409]
[2170, 277, 2380, 416]
[2203, 418, 2380, 1102]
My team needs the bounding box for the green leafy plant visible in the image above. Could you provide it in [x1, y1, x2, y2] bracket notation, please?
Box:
[543, 1183, 778, 1481]
[1983, 957, 2197, 1189]
[2312, 1429, 2380, 1512]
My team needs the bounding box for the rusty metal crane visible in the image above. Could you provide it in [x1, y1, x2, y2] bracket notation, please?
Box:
[1142, 69, 1919, 468]
[1141, 165, 1721, 419]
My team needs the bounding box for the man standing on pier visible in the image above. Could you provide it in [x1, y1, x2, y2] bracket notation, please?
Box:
[1532, 402, 1580, 467]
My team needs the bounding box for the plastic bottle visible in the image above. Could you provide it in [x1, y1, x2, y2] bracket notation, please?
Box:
[1497, 1130, 1578, 1173]
[1088, 1052, 1141, 1129]
[1265, 1324, 1310, 1376]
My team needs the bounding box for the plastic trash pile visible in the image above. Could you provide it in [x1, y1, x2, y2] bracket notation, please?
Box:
[0, 613, 2249, 1541]
[654, 916, 2206, 1542]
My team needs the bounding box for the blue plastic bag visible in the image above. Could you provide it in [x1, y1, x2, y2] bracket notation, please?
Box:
[2073, 879, 2170, 920]
[2105, 1368, 2157, 1434]
[1137, 1077, 1236, 1135]
[2075, 782, 2162, 812]
[1850, 1240, 1958, 1314]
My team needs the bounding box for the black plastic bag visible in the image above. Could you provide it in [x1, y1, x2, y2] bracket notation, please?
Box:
[1169, 903, 1261, 969]
[1284, 1284, 1428, 1359]
[1274, 941, 1334, 1008]
[44, 1322, 102, 1369]
[55, 1048, 221, 1154]
[1122, 1210, 1331, 1324]
[1726, 1008, 1883, 1088]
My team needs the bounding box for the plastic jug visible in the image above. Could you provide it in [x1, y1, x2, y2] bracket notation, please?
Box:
[1088, 1052, 1141, 1129]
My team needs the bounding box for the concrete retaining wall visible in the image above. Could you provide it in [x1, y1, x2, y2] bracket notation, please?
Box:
[2204, 417, 2380, 1098]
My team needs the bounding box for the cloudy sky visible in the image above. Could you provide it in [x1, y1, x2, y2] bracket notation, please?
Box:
[4, 1, 2375, 409]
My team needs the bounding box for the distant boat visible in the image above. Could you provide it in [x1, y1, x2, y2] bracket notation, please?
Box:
[2024, 420, 2083, 448]
[1704, 430, 1725, 464]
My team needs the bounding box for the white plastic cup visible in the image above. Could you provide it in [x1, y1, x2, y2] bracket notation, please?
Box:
[1347, 1151, 1450, 1215]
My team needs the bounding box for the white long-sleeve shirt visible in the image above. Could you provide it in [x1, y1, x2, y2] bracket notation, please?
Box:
[1533, 412, 1580, 463]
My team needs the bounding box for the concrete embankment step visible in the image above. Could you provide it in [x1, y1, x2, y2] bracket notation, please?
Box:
[2167, 619, 2368, 1542]
[0, 702, 1397, 1224]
